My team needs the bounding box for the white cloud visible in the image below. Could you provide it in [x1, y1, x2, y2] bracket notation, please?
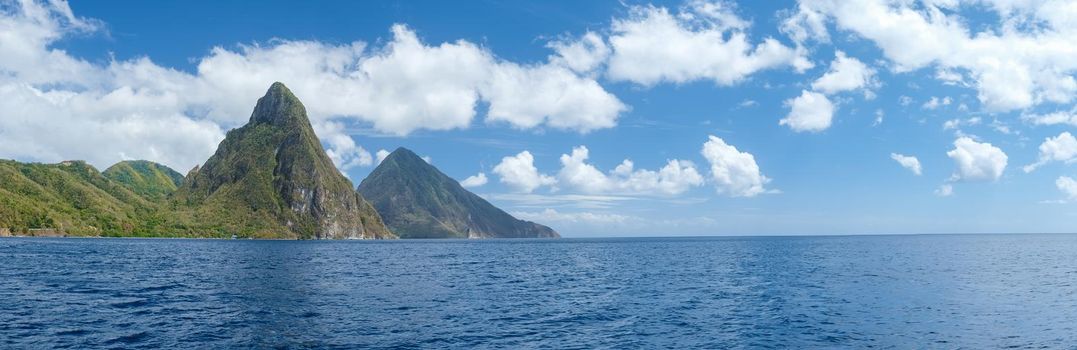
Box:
[787, 0, 1077, 112]
[872, 109, 884, 126]
[557, 146, 704, 195]
[922, 96, 952, 110]
[0, 3, 625, 171]
[606, 2, 811, 86]
[485, 193, 634, 210]
[482, 60, 626, 133]
[781, 90, 835, 132]
[1057, 176, 1077, 201]
[811, 51, 876, 94]
[899, 95, 913, 106]
[936, 68, 966, 86]
[781, 0, 830, 44]
[890, 153, 923, 175]
[942, 116, 981, 130]
[1022, 110, 1077, 127]
[700, 135, 770, 197]
[314, 121, 373, 171]
[375, 149, 390, 165]
[946, 137, 1008, 182]
[492, 151, 557, 193]
[459, 172, 488, 187]
[935, 184, 954, 197]
[547, 31, 610, 74]
[1024, 132, 1077, 173]
[512, 208, 635, 225]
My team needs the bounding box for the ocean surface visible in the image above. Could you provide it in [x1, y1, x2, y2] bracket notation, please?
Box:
[1, 234, 1075, 348]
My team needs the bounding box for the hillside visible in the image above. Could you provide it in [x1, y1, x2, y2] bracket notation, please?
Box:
[358, 148, 558, 239]
[103, 160, 184, 201]
[170, 82, 394, 239]
[0, 160, 160, 236]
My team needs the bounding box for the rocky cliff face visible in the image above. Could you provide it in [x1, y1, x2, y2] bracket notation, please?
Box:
[172, 82, 394, 239]
[358, 147, 559, 239]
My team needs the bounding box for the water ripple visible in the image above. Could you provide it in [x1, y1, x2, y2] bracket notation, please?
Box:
[1, 235, 1076, 348]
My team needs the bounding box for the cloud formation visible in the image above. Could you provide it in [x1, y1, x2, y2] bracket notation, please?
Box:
[606, 1, 810, 86]
[890, 153, 922, 176]
[785, 0, 1077, 112]
[0, 2, 625, 171]
[811, 51, 876, 95]
[700, 135, 771, 197]
[946, 137, 1008, 182]
[1024, 132, 1077, 173]
[1056, 176, 1077, 201]
[781, 90, 835, 132]
[459, 172, 489, 188]
[557, 146, 705, 195]
[492, 151, 557, 193]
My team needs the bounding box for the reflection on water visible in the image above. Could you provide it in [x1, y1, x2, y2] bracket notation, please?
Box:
[1, 235, 1075, 348]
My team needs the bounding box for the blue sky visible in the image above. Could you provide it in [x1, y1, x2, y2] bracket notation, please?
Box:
[4, 0, 1077, 236]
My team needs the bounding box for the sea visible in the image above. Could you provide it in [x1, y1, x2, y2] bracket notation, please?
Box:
[1, 234, 1075, 348]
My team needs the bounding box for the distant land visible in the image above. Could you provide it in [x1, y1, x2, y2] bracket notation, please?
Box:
[0, 83, 558, 239]
[360, 147, 558, 238]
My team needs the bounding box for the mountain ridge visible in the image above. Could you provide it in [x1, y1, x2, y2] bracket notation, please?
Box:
[358, 147, 559, 239]
[0, 82, 558, 239]
[171, 82, 394, 239]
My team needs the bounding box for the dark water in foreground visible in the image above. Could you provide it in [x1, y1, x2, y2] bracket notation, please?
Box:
[1, 235, 1075, 348]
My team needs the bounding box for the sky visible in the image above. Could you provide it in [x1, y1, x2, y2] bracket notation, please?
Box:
[3, 0, 1077, 236]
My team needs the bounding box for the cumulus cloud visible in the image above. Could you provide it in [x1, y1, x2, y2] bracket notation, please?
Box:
[314, 121, 373, 171]
[459, 172, 488, 188]
[780, 90, 835, 132]
[375, 149, 391, 165]
[492, 151, 557, 193]
[946, 137, 1008, 182]
[605, 1, 811, 86]
[890, 153, 922, 175]
[547, 31, 610, 74]
[811, 51, 876, 94]
[557, 146, 704, 195]
[786, 0, 1077, 112]
[1022, 110, 1077, 127]
[0, 2, 625, 171]
[1057, 176, 1077, 201]
[1023, 132, 1077, 173]
[700, 135, 770, 197]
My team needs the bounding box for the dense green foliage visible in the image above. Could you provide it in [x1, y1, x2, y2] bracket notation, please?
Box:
[358, 148, 559, 239]
[0, 160, 165, 236]
[0, 83, 393, 239]
[103, 160, 184, 201]
[170, 82, 394, 239]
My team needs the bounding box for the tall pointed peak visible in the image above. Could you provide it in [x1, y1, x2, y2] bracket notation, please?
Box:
[384, 147, 426, 166]
[249, 82, 308, 125]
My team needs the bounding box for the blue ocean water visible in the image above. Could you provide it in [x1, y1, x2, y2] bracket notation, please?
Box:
[1, 235, 1075, 348]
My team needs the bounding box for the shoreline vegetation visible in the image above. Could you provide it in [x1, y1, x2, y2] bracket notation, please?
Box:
[0, 83, 558, 240]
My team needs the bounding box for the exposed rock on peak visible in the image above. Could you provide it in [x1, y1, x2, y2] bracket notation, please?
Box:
[171, 83, 394, 239]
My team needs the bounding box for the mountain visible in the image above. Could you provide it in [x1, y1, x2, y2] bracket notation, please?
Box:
[103, 160, 184, 201]
[0, 159, 158, 236]
[170, 82, 394, 239]
[357, 148, 559, 239]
